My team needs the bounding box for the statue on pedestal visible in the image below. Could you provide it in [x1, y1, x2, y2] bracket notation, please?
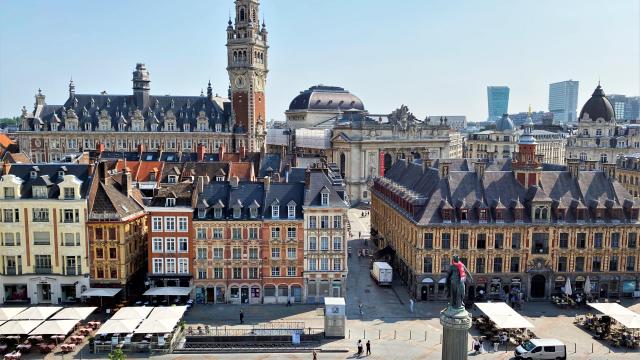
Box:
[445, 255, 473, 310]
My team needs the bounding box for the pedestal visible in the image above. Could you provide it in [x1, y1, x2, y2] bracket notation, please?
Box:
[440, 307, 472, 360]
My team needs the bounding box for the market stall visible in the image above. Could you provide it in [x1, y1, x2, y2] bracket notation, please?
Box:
[474, 302, 535, 347]
[575, 303, 640, 348]
[51, 307, 96, 321]
[11, 307, 62, 320]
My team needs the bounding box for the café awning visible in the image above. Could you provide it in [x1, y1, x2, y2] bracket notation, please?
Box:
[81, 288, 121, 297]
[96, 319, 141, 335]
[476, 302, 535, 329]
[134, 318, 180, 334]
[588, 303, 640, 329]
[0, 307, 27, 321]
[111, 307, 153, 320]
[147, 306, 187, 320]
[12, 307, 62, 320]
[421, 278, 434, 284]
[143, 286, 193, 297]
[0, 320, 43, 335]
[30, 320, 78, 335]
[51, 307, 97, 320]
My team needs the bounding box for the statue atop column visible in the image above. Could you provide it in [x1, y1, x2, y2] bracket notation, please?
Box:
[445, 255, 473, 311]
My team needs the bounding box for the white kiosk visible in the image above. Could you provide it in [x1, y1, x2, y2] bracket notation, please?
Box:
[324, 297, 346, 338]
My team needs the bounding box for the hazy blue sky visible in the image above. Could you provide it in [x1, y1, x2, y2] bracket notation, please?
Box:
[1, 0, 638, 122]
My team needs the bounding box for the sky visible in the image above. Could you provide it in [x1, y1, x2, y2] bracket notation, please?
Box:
[1, 0, 639, 122]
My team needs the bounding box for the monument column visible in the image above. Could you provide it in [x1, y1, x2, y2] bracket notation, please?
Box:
[440, 307, 472, 360]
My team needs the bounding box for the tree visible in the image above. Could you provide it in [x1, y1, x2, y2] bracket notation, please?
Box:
[108, 348, 126, 360]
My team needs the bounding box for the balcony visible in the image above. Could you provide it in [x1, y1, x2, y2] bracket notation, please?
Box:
[5, 266, 22, 275]
[35, 266, 52, 274]
[65, 266, 82, 276]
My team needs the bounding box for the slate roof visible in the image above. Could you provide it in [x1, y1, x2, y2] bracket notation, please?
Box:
[288, 85, 365, 112]
[375, 159, 639, 225]
[258, 153, 281, 178]
[579, 84, 616, 123]
[303, 170, 348, 207]
[4, 164, 92, 199]
[149, 182, 195, 207]
[88, 170, 145, 221]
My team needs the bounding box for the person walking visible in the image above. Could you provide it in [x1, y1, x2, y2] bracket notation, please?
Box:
[357, 339, 363, 358]
[358, 302, 364, 318]
[239, 309, 244, 324]
[312, 349, 318, 360]
[366, 340, 371, 355]
[472, 337, 481, 354]
[409, 298, 414, 313]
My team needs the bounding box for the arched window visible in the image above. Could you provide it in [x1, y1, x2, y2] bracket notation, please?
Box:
[239, 7, 245, 21]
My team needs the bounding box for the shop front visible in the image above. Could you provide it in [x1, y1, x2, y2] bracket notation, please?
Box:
[488, 277, 502, 300]
[552, 275, 566, 297]
[419, 277, 435, 301]
[622, 277, 638, 298]
[0, 275, 89, 305]
[3, 283, 28, 303]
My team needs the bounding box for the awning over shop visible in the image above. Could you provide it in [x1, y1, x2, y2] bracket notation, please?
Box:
[12, 307, 62, 320]
[0, 320, 43, 335]
[438, 278, 447, 284]
[421, 278, 434, 284]
[81, 288, 122, 297]
[0, 307, 27, 321]
[51, 307, 97, 320]
[143, 286, 193, 297]
[111, 307, 153, 320]
[475, 302, 535, 329]
[29, 320, 78, 335]
[588, 303, 640, 329]
[134, 318, 180, 334]
[147, 306, 187, 321]
[96, 319, 141, 335]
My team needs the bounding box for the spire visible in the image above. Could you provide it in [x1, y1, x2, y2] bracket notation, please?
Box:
[69, 77, 75, 97]
[207, 80, 213, 99]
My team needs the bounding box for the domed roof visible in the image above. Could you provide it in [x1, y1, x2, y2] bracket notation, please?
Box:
[495, 113, 515, 132]
[288, 85, 365, 112]
[579, 84, 615, 122]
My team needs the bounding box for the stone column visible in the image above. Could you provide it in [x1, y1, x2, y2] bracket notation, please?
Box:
[440, 307, 472, 360]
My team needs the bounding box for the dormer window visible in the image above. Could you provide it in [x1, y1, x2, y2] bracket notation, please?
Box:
[479, 209, 487, 222]
[4, 187, 15, 199]
[216, 176, 224, 181]
[168, 175, 178, 183]
[595, 208, 604, 221]
[460, 209, 468, 222]
[198, 208, 206, 219]
[151, 124, 158, 132]
[272, 205, 279, 219]
[214, 208, 222, 219]
[85, 123, 92, 131]
[30, 171, 37, 179]
[118, 123, 125, 131]
[233, 208, 241, 219]
[58, 170, 65, 178]
[215, 124, 222, 132]
[514, 208, 523, 222]
[250, 207, 258, 219]
[533, 206, 549, 221]
[166, 198, 176, 207]
[33, 186, 48, 199]
[183, 124, 190, 132]
[321, 192, 329, 206]
[149, 172, 156, 182]
[63, 187, 75, 200]
[288, 204, 296, 219]
[442, 209, 451, 222]
[495, 209, 504, 222]
[556, 208, 565, 221]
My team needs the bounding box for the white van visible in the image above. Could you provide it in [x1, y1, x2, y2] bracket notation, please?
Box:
[514, 338, 566, 360]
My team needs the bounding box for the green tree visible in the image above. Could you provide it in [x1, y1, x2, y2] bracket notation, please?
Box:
[108, 348, 127, 360]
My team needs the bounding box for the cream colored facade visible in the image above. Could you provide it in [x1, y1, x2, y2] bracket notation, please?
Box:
[466, 129, 566, 165]
[0, 170, 90, 305]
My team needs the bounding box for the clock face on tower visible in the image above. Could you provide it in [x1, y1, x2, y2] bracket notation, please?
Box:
[234, 75, 245, 89]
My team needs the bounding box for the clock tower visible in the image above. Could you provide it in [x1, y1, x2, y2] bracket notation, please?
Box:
[227, 0, 268, 152]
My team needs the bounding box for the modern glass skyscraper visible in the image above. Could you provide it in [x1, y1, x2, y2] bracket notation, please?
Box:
[487, 86, 510, 122]
[548, 80, 579, 123]
[609, 94, 640, 121]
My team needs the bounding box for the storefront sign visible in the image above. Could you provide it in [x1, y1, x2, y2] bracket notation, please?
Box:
[476, 277, 487, 284]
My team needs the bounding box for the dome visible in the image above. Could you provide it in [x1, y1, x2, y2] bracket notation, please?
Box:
[495, 113, 515, 132]
[579, 84, 615, 122]
[288, 85, 365, 112]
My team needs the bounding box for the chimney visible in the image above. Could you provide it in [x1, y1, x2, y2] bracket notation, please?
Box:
[438, 160, 450, 179]
[219, 143, 226, 161]
[239, 145, 246, 160]
[304, 168, 311, 188]
[567, 159, 580, 178]
[230, 175, 239, 189]
[602, 163, 616, 180]
[473, 160, 486, 179]
[88, 160, 95, 178]
[97, 142, 105, 155]
[122, 167, 132, 197]
[137, 143, 144, 155]
[197, 143, 207, 162]
[264, 176, 271, 192]
[98, 161, 108, 183]
[585, 160, 597, 171]
[2, 160, 11, 175]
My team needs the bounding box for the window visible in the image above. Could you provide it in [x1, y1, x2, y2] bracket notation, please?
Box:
[609, 255, 618, 271]
[96, 248, 103, 259]
[233, 207, 241, 219]
[321, 192, 329, 206]
[153, 259, 163, 274]
[626, 256, 635, 271]
[233, 248, 242, 259]
[287, 227, 296, 239]
[249, 228, 258, 240]
[594, 233, 603, 248]
[62, 209, 79, 223]
[308, 236, 317, 251]
[178, 238, 188, 252]
[333, 258, 342, 271]
[333, 215, 342, 228]
[249, 267, 258, 279]
[214, 268, 224, 279]
[2, 209, 18, 223]
[460, 233, 469, 249]
[214, 208, 222, 219]
[575, 257, 585, 272]
[611, 232, 620, 248]
[592, 256, 602, 272]
[284, 247, 296, 260]
[3, 233, 16, 246]
[152, 217, 162, 231]
[32, 186, 47, 198]
[197, 247, 207, 259]
[477, 234, 486, 249]
[166, 198, 176, 207]
[32, 208, 49, 222]
[320, 216, 329, 229]
[333, 236, 342, 251]
[493, 257, 503, 273]
[213, 247, 223, 259]
[33, 232, 50, 245]
[320, 236, 329, 251]
[63, 187, 75, 199]
[250, 207, 257, 218]
[309, 216, 317, 229]
[288, 204, 295, 219]
[558, 256, 568, 272]
[320, 258, 329, 271]
[168, 175, 178, 184]
[249, 247, 258, 259]
[511, 233, 521, 249]
[577, 233, 586, 248]
[196, 228, 206, 240]
[198, 268, 207, 279]
[165, 258, 176, 273]
[164, 217, 175, 231]
[165, 237, 176, 252]
[441, 233, 451, 249]
[271, 205, 279, 219]
[287, 266, 297, 276]
[423, 257, 433, 273]
[232, 228, 242, 240]
[308, 259, 317, 271]
[4, 187, 15, 199]
[152, 238, 163, 252]
[271, 248, 280, 259]
[510, 257, 520, 273]
[271, 227, 280, 240]
[109, 248, 117, 259]
[628, 233, 637, 248]
[178, 217, 188, 231]
[213, 228, 223, 239]
[494, 233, 504, 249]
[475, 257, 485, 273]
[424, 233, 434, 249]
[559, 233, 569, 249]
[178, 258, 189, 274]
[270, 266, 281, 277]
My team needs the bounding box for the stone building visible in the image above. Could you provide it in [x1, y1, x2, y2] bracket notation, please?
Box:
[566, 84, 640, 164]
[466, 113, 567, 165]
[16, 0, 268, 161]
[0, 163, 92, 304]
[616, 153, 640, 198]
[371, 120, 640, 302]
[87, 162, 147, 299]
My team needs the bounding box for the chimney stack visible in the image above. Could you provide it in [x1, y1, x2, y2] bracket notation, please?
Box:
[97, 142, 105, 155]
[2, 160, 11, 175]
[438, 160, 451, 179]
[304, 168, 311, 188]
[137, 143, 144, 155]
[98, 161, 108, 183]
[239, 145, 246, 160]
[567, 158, 580, 178]
[473, 160, 486, 179]
[602, 162, 616, 180]
[122, 167, 132, 197]
[197, 143, 207, 162]
[219, 143, 226, 161]
[230, 175, 239, 189]
[264, 176, 271, 192]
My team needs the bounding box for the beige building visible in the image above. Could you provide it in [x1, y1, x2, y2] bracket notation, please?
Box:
[616, 153, 640, 198]
[0, 163, 91, 304]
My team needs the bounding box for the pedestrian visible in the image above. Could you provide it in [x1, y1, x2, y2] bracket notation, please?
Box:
[472, 337, 481, 354]
[358, 231, 361, 239]
[287, 298, 291, 307]
[357, 339, 363, 357]
[312, 349, 318, 360]
[366, 340, 371, 355]
[239, 309, 244, 324]
[409, 298, 414, 313]
[359, 302, 363, 316]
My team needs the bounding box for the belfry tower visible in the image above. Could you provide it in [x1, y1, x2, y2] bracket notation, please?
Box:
[227, 0, 269, 152]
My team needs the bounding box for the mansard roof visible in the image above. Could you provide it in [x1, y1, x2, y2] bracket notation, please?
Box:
[3, 164, 92, 199]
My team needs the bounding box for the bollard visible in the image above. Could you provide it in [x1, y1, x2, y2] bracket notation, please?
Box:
[592, 343, 594, 353]
[394, 330, 397, 339]
[364, 329, 366, 339]
[574, 343, 576, 353]
[379, 329, 381, 339]
[409, 330, 412, 340]
[439, 334, 442, 344]
[424, 330, 427, 342]
[349, 329, 351, 339]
